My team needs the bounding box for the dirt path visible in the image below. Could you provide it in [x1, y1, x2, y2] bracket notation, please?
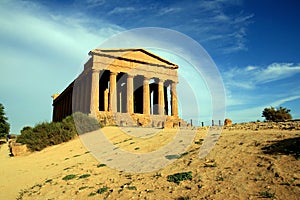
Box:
[0, 138, 94, 200]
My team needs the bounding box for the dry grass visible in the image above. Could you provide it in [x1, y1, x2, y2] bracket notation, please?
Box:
[1, 127, 299, 199]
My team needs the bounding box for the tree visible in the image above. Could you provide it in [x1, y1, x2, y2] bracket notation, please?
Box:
[262, 106, 292, 122]
[0, 103, 10, 137]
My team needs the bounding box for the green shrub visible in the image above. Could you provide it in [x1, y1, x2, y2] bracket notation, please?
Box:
[62, 174, 77, 181]
[16, 112, 102, 152]
[167, 172, 192, 184]
[259, 190, 275, 198]
[97, 163, 106, 168]
[96, 187, 108, 194]
[88, 192, 96, 196]
[16, 119, 77, 151]
[79, 174, 91, 179]
[127, 186, 137, 190]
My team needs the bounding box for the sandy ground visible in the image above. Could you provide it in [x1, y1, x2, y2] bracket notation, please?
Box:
[0, 127, 299, 200]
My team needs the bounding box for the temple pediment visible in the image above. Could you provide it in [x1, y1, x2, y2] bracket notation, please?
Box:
[89, 48, 178, 69]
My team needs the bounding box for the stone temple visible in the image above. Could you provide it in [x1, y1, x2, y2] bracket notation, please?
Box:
[52, 48, 182, 128]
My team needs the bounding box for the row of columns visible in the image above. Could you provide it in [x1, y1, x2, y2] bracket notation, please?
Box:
[52, 90, 72, 122]
[73, 74, 90, 114]
[90, 69, 178, 117]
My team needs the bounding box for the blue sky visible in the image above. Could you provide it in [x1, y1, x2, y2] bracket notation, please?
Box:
[1, 0, 300, 133]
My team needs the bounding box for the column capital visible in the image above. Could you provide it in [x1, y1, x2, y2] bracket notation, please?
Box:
[144, 76, 151, 81]
[90, 68, 100, 115]
[127, 74, 134, 78]
[91, 68, 100, 73]
[158, 78, 165, 84]
[171, 81, 178, 87]
[110, 71, 118, 75]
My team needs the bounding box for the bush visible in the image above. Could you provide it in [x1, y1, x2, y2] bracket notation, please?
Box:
[62, 174, 77, 181]
[96, 187, 108, 194]
[262, 106, 292, 122]
[167, 171, 192, 184]
[16, 112, 102, 152]
[16, 116, 77, 151]
[79, 174, 91, 179]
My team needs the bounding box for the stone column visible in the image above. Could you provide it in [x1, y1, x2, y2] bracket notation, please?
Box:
[126, 74, 134, 114]
[62, 99, 65, 120]
[90, 69, 100, 115]
[171, 81, 178, 117]
[85, 74, 91, 113]
[109, 71, 117, 112]
[74, 83, 80, 112]
[104, 88, 109, 111]
[67, 91, 71, 116]
[77, 82, 81, 112]
[80, 80, 84, 112]
[158, 79, 165, 115]
[143, 77, 150, 115]
[83, 75, 88, 113]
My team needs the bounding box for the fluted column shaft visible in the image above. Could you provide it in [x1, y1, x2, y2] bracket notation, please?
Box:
[171, 81, 178, 117]
[127, 74, 134, 114]
[104, 88, 109, 111]
[79, 80, 84, 112]
[143, 77, 150, 115]
[109, 71, 117, 112]
[90, 69, 100, 115]
[158, 79, 165, 115]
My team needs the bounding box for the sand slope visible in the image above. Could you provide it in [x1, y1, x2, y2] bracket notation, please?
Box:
[1, 127, 299, 200]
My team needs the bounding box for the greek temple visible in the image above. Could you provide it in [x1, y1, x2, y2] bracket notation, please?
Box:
[52, 49, 182, 127]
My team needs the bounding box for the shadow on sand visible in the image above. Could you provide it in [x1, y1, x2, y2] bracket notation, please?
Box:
[262, 136, 300, 159]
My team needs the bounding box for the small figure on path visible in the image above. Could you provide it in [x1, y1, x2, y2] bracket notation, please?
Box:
[6, 134, 10, 142]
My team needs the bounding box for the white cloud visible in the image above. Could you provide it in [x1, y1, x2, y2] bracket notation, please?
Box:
[268, 95, 300, 107]
[108, 7, 136, 15]
[245, 66, 257, 71]
[0, 0, 123, 133]
[158, 7, 182, 16]
[233, 13, 254, 24]
[223, 63, 300, 90]
[223, 63, 300, 113]
[85, 0, 106, 8]
[256, 63, 300, 83]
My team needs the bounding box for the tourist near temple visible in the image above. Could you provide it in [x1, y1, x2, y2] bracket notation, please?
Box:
[52, 49, 182, 128]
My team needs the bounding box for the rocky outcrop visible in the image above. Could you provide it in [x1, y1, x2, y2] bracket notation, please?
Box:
[224, 118, 232, 126]
[223, 121, 300, 131]
[9, 141, 29, 156]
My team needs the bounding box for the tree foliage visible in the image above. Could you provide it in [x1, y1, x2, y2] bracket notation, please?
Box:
[262, 106, 292, 122]
[0, 103, 10, 137]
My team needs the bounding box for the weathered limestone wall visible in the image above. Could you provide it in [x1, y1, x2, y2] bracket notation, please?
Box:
[223, 121, 300, 131]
